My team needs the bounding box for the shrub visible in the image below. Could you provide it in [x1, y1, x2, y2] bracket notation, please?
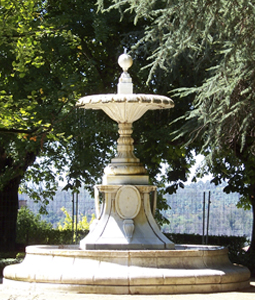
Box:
[16, 207, 53, 245]
[57, 207, 95, 231]
[0, 253, 24, 277]
[16, 206, 90, 246]
[57, 207, 95, 243]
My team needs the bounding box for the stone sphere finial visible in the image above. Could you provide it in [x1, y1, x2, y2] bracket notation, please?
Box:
[118, 52, 133, 72]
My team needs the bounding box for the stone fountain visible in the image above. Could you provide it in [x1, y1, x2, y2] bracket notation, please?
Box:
[3, 52, 250, 294]
[78, 52, 174, 251]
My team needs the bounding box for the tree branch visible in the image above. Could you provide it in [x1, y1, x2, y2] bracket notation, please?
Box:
[0, 127, 39, 134]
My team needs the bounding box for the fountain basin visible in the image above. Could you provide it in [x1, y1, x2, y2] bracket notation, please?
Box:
[3, 244, 250, 294]
[77, 94, 174, 123]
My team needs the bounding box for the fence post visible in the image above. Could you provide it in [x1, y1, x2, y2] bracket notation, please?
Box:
[206, 191, 211, 245]
[75, 192, 78, 244]
[202, 191, 205, 244]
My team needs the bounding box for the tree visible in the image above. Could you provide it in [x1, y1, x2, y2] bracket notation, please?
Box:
[0, 0, 134, 251]
[98, 0, 255, 251]
[0, 0, 82, 251]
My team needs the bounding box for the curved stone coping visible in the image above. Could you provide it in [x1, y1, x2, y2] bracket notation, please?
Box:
[77, 94, 174, 107]
[23, 244, 227, 257]
[3, 244, 250, 294]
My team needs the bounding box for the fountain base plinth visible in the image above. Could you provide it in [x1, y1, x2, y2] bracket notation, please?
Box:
[103, 174, 149, 185]
[3, 245, 250, 294]
[79, 184, 174, 250]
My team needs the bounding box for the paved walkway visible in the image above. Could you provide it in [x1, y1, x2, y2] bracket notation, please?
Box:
[0, 278, 254, 300]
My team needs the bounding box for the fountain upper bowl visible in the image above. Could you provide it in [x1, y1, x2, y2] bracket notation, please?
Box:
[77, 93, 174, 123]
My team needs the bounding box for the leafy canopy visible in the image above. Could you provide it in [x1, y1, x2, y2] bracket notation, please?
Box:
[0, 0, 81, 194]
[99, 0, 255, 191]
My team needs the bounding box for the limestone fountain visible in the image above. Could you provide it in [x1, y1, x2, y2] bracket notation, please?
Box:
[3, 52, 250, 294]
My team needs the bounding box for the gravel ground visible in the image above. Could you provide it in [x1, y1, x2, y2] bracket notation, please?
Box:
[0, 278, 254, 300]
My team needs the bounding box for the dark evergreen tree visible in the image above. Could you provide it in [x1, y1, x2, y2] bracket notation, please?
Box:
[99, 0, 255, 252]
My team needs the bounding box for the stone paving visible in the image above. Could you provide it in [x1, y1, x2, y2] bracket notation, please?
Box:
[0, 278, 254, 300]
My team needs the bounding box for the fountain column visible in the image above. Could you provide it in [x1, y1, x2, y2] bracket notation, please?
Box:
[103, 122, 148, 185]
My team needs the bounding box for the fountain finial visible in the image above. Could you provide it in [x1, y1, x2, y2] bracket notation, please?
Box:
[117, 50, 133, 94]
[118, 52, 133, 72]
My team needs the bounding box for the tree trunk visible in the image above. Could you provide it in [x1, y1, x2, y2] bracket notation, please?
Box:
[0, 177, 21, 252]
[248, 198, 255, 253]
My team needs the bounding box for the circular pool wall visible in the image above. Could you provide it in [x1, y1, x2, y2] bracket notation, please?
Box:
[3, 245, 250, 294]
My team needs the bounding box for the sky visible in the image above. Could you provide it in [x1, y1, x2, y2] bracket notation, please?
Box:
[186, 154, 213, 184]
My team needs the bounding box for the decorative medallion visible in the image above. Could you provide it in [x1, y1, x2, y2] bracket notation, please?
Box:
[115, 185, 141, 219]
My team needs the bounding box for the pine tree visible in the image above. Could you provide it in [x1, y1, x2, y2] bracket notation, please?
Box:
[99, 0, 255, 252]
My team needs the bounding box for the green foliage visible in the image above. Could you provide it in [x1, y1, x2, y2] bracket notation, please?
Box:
[100, 1, 255, 157]
[45, 229, 88, 245]
[234, 251, 255, 276]
[16, 206, 90, 246]
[57, 207, 95, 243]
[16, 206, 53, 245]
[165, 233, 248, 248]
[0, 256, 24, 277]
[57, 207, 95, 231]
[0, 0, 82, 207]
[78, 213, 96, 231]
[57, 207, 73, 230]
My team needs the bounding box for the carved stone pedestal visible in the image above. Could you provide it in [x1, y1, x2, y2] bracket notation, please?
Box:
[80, 184, 174, 250]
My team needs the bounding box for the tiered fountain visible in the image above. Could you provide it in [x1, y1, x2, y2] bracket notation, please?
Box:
[3, 52, 250, 294]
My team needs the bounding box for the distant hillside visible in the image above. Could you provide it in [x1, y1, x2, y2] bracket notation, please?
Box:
[19, 181, 253, 239]
[163, 181, 252, 239]
[19, 186, 95, 228]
